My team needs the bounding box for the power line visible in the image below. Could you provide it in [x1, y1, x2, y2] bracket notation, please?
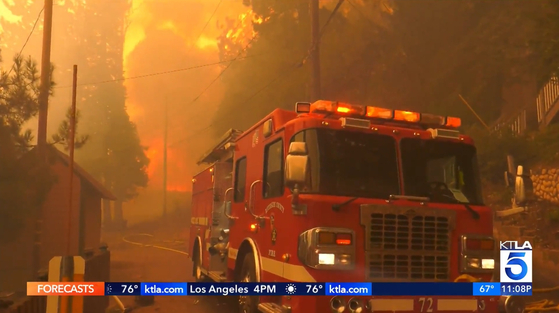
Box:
[150, 41, 294, 133]
[190, 36, 255, 104]
[53, 0, 220, 90]
[77, 1, 346, 156]
[346, 0, 377, 27]
[161, 36, 258, 127]
[53, 54, 259, 89]
[167, 1, 346, 148]
[186, 0, 223, 57]
[163, 2, 347, 132]
[167, 62, 300, 149]
[5, 6, 44, 77]
[303, 0, 345, 65]
[68, 55, 261, 161]
[147, 0, 222, 107]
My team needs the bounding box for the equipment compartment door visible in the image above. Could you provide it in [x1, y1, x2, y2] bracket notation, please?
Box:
[208, 161, 234, 272]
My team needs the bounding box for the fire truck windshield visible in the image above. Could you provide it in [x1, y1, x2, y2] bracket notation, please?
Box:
[400, 137, 484, 205]
[292, 128, 400, 199]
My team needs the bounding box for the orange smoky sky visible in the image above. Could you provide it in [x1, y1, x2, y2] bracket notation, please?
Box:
[123, 0, 250, 192]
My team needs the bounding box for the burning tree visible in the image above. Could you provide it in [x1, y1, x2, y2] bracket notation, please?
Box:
[72, 0, 149, 228]
[211, 0, 395, 137]
[212, 0, 559, 138]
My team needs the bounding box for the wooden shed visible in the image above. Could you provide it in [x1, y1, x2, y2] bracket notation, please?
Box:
[0, 146, 116, 292]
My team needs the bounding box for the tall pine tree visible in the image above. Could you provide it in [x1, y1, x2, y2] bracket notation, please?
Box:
[72, 0, 149, 228]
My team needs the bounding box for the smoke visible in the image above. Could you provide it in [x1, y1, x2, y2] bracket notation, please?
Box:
[1, 0, 251, 222]
[123, 0, 249, 192]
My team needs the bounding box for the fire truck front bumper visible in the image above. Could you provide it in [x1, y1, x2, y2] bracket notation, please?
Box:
[286, 295, 502, 313]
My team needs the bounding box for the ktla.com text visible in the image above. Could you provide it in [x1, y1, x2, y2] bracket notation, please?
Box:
[27, 282, 105, 296]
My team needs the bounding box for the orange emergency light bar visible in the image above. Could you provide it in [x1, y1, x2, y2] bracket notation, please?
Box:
[302, 100, 461, 128]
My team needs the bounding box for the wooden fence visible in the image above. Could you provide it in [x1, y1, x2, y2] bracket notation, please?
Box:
[495, 75, 559, 135]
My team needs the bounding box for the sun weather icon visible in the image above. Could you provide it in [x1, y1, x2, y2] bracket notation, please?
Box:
[286, 284, 296, 295]
[106, 284, 112, 294]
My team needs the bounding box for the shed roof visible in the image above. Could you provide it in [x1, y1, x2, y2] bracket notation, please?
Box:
[24, 146, 117, 201]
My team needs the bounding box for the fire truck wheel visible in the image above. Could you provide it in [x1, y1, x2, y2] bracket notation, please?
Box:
[238, 253, 259, 313]
[193, 250, 204, 282]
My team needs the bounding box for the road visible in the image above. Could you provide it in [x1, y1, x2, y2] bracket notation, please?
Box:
[107, 228, 237, 313]
[106, 220, 559, 313]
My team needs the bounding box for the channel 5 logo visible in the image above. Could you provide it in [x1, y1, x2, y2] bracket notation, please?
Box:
[500, 241, 532, 283]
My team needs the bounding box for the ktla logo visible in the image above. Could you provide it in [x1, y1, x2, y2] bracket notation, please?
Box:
[500, 241, 533, 283]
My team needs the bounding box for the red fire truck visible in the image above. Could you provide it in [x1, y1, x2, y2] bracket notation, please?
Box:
[189, 100, 510, 313]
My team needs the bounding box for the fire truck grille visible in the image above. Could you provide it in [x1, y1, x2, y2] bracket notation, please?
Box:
[368, 253, 450, 280]
[360, 205, 455, 282]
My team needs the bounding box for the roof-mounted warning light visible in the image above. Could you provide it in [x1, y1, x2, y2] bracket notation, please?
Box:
[445, 116, 462, 128]
[366, 106, 394, 119]
[301, 100, 461, 129]
[394, 110, 420, 123]
[295, 102, 311, 113]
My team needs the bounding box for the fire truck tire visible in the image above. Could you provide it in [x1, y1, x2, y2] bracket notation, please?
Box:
[193, 257, 204, 282]
[192, 239, 205, 282]
[238, 253, 259, 313]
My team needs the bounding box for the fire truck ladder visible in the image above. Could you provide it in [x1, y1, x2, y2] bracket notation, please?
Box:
[197, 128, 243, 165]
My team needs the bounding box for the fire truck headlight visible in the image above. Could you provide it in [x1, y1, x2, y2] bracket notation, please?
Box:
[298, 227, 355, 270]
[318, 253, 336, 265]
[481, 258, 495, 269]
[464, 257, 494, 270]
[467, 258, 481, 269]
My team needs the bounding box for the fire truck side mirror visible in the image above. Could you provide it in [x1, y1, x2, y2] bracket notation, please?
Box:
[285, 142, 309, 190]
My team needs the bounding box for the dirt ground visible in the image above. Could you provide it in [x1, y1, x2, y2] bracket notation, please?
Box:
[103, 217, 236, 313]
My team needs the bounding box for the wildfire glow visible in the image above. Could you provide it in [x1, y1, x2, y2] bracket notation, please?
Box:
[144, 145, 159, 179]
[221, 8, 267, 49]
[0, 1, 22, 35]
[157, 20, 180, 34]
[196, 36, 218, 50]
[123, 0, 252, 192]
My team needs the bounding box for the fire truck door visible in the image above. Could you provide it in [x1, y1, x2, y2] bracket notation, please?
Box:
[252, 137, 287, 267]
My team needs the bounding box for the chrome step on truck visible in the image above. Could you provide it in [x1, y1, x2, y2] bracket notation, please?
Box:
[200, 269, 227, 282]
[207, 271, 226, 282]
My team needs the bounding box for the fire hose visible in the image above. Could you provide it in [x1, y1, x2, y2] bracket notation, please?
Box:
[455, 274, 559, 312]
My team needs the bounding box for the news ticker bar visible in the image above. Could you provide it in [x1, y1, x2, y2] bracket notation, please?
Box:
[27, 282, 533, 297]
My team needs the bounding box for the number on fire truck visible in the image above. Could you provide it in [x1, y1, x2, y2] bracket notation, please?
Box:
[418, 298, 433, 312]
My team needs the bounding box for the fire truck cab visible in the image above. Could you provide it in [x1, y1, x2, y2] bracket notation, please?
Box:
[189, 100, 509, 313]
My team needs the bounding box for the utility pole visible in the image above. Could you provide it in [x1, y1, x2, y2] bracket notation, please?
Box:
[32, 0, 54, 279]
[310, 0, 321, 102]
[162, 99, 168, 218]
[67, 65, 79, 255]
[37, 0, 54, 155]
[56, 66, 80, 313]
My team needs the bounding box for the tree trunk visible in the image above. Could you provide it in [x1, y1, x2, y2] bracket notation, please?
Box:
[102, 199, 112, 228]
